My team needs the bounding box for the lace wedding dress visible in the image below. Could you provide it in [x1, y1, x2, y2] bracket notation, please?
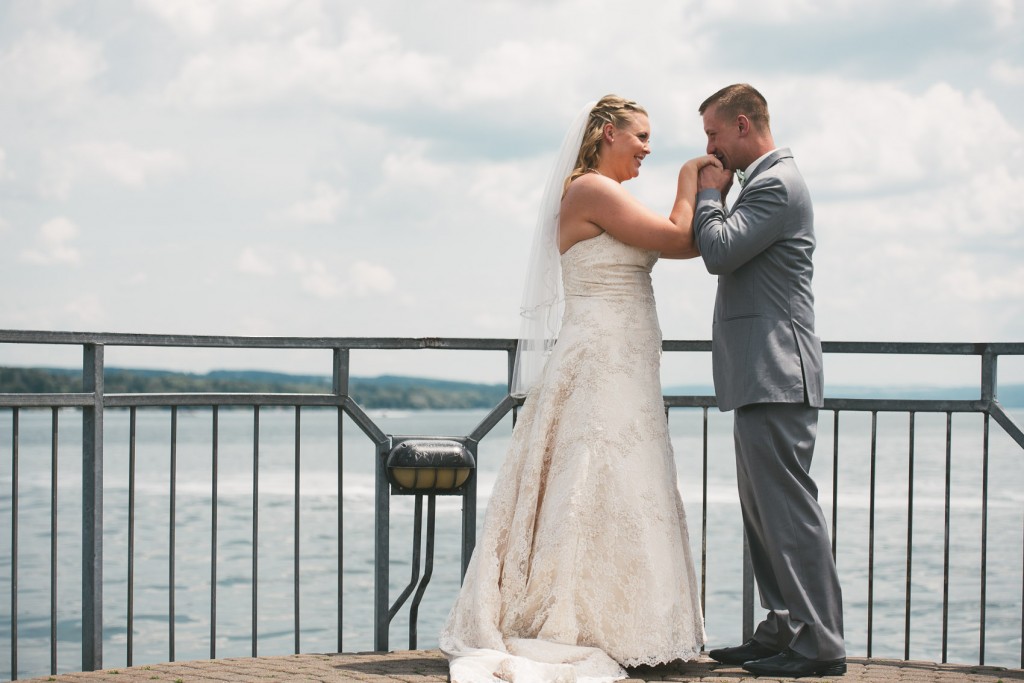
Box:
[440, 232, 705, 682]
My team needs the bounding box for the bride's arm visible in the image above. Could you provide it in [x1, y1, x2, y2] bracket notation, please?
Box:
[661, 158, 710, 259]
[560, 157, 716, 258]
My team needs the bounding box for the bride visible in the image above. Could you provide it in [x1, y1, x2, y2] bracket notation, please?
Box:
[439, 95, 717, 682]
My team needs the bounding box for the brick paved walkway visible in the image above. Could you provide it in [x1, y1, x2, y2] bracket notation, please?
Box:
[13, 650, 1024, 683]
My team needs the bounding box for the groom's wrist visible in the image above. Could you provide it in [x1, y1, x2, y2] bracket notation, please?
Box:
[697, 188, 722, 203]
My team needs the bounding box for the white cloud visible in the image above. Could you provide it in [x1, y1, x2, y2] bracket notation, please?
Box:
[991, 59, 1024, 85]
[361, 141, 547, 245]
[783, 80, 1022, 194]
[0, 148, 12, 181]
[236, 247, 276, 275]
[473, 312, 517, 334]
[942, 262, 1024, 302]
[163, 14, 444, 109]
[135, 0, 221, 35]
[63, 293, 104, 325]
[373, 141, 459, 208]
[137, 0, 323, 37]
[815, 161, 1024, 243]
[690, 0, 1012, 29]
[20, 217, 82, 265]
[290, 254, 344, 299]
[157, 9, 606, 113]
[280, 182, 348, 224]
[949, 166, 1024, 237]
[41, 142, 186, 199]
[76, 142, 186, 187]
[987, 0, 1017, 25]
[0, 148, 11, 230]
[0, 28, 105, 104]
[466, 160, 540, 223]
[455, 40, 582, 103]
[287, 254, 395, 299]
[350, 261, 395, 295]
[689, 0, 835, 23]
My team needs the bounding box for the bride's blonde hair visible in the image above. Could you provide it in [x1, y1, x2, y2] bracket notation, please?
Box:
[563, 94, 647, 194]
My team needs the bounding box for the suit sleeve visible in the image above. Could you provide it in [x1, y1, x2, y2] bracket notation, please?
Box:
[693, 175, 790, 275]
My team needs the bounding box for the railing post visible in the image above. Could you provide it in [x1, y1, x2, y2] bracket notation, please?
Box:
[82, 344, 104, 671]
[374, 440, 391, 652]
[460, 443, 477, 579]
[333, 348, 348, 654]
[981, 346, 997, 403]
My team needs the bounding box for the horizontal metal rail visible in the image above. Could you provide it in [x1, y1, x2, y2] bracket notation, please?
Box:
[5, 329, 1021, 355]
[0, 330, 518, 351]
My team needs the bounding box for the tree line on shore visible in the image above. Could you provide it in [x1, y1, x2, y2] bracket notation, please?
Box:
[0, 366, 508, 410]
[3, 366, 1022, 408]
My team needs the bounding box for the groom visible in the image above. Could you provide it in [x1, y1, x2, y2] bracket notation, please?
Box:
[691, 84, 846, 678]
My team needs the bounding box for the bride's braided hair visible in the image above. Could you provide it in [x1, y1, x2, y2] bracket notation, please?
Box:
[563, 94, 647, 194]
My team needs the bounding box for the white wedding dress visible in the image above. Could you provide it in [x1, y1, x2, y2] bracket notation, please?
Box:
[440, 232, 705, 682]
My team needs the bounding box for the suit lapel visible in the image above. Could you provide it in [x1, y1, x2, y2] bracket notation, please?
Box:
[733, 147, 792, 205]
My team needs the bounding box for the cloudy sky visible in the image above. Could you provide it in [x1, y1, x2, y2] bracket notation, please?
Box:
[1, 0, 1022, 387]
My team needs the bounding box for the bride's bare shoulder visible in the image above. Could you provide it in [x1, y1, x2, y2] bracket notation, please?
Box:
[563, 172, 619, 204]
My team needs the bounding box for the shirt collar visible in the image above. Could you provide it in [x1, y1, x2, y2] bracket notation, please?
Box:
[738, 148, 777, 187]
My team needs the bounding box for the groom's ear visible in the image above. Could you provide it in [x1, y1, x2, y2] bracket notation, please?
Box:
[737, 115, 750, 136]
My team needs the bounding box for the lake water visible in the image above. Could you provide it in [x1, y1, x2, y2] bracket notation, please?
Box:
[1, 405, 1023, 679]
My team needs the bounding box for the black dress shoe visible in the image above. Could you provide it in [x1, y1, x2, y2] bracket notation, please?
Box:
[742, 649, 847, 677]
[707, 638, 780, 665]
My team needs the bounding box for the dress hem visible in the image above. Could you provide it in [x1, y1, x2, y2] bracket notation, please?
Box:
[618, 645, 705, 669]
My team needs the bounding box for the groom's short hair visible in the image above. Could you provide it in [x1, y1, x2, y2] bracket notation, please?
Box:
[699, 84, 770, 133]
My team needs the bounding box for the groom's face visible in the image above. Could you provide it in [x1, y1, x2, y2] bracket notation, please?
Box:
[702, 106, 742, 171]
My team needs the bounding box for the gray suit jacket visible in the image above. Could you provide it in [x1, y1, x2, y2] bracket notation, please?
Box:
[693, 148, 823, 412]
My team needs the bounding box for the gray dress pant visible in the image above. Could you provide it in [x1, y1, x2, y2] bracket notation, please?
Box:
[734, 402, 845, 660]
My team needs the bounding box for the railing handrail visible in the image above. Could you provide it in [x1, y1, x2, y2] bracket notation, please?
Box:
[4, 329, 1024, 355]
[0, 329, 519, 351]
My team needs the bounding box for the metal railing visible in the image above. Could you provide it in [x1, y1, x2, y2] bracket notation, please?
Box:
[1, 330, 1023, 680]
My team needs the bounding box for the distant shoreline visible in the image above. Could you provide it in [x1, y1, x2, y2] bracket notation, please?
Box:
[2, 366, 1023, 408]
[0, 366, 506, 410]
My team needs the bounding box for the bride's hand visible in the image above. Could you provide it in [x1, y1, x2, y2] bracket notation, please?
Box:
[682, 154, 722, 175]
[677, 155, 720, 196]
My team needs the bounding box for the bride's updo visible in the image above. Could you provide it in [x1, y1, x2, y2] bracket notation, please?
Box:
[563, 94, 647, 193]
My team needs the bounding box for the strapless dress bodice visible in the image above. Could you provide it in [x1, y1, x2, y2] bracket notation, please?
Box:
[560, 231, 658, 301]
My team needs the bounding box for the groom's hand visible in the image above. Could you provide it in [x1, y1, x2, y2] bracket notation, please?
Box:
[698, 159, 733, 197]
